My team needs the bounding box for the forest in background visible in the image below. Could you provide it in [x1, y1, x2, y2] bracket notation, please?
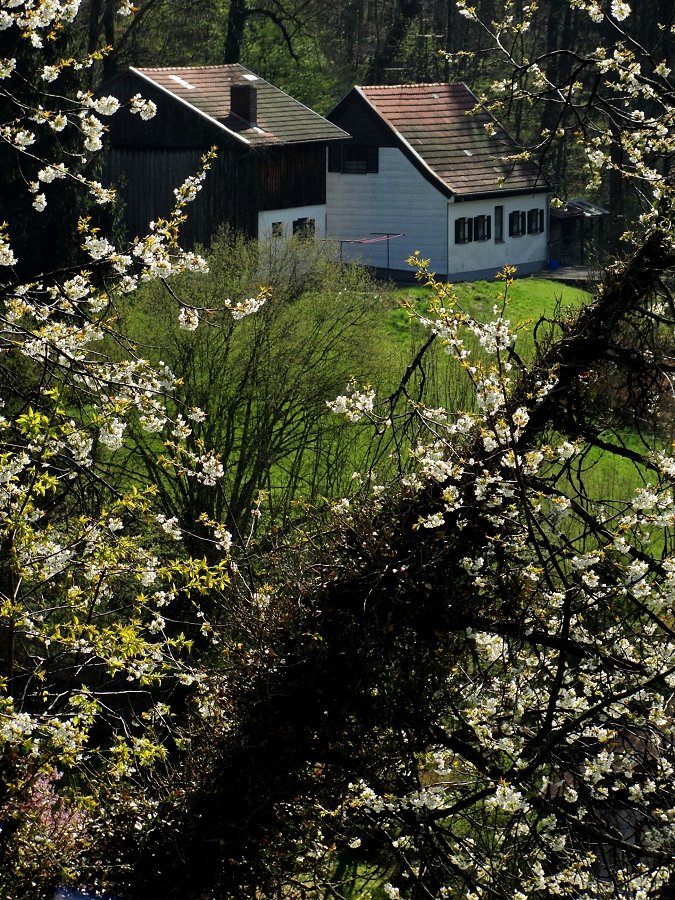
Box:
[79, 0, 674, 234]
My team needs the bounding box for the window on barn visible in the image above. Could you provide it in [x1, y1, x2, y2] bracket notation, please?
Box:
[527, 208, 545, 234]
[293, 217, 316, 239]
[271, 221, 284, 238]
[509, 210, 526, 237]
[328, 143, 378, 174]
[473, 214, 491, 241]
[494, 205, 504, 242]
[455, 216, 473, 244]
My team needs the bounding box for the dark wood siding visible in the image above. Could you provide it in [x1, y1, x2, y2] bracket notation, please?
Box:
[106, 147, 257, 246]
[104, 72, 330, 247]
[106, 74, 225, 149]
[255, 144, 327, 210]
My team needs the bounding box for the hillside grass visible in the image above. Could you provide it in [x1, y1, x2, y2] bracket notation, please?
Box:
[122, 250, 650, 526]
[386, 275, 658, 510]
[388, 276, 591, 358]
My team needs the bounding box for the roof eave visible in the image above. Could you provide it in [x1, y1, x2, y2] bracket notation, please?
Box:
[247, 132, 350, 148]
[453, 184, 551, 201]
[277, 131, 350, 143]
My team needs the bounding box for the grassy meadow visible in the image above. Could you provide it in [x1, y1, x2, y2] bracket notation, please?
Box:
[389, 275, 591, 358]
[389, 275, 662, 514]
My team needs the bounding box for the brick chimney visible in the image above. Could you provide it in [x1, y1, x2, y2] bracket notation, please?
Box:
[230, 83, 257, 127]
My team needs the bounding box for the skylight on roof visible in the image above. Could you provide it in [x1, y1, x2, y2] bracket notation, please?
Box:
[242, 73, 258, 81]
[463, 149, 473, 156]
[169, 74, 195, 90]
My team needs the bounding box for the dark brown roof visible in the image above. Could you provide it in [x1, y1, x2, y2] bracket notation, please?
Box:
[357, 83, 547, 197]
[131, 64, 347, 146]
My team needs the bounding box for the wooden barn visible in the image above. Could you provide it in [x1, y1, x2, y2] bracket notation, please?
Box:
[105, 65, 348, 247]
[326, 84, 550, 281]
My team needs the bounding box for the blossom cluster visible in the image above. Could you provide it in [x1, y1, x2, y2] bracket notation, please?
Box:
[327, 378, 376, 422]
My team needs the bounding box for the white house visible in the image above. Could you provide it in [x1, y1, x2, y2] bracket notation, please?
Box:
[326, 83, 550, 281]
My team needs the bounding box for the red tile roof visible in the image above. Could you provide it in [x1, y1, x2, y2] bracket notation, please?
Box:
[132, 64, 347, 146]
[357, 83, 547, 197]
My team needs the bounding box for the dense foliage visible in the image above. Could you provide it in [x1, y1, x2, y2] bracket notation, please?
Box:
[121, 231, 406, 544]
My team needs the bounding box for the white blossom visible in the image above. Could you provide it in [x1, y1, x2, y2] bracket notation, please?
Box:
[90, 94, 120, 116]
[327, 381, 375, 423]
[199, 454, 224, 486]
[0, 58, 15, 79]
[214, 525, 232, 552]
[129, 93, 157, 120]
[0, 237, 17, 266]
[99, 418, 126, 450]
[38, 163, 68, 183]
[223, 295, 267, 319]
[178, 307, 200, 331]
[156, 515, 181, 541]
[611, 0, 631, 20]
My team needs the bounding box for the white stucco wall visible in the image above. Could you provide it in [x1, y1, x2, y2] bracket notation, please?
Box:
[258, 204, 326, 240]
[326, 147, 449, 275]
[327, 147, 549, 280]
[447, 195, 548, 281]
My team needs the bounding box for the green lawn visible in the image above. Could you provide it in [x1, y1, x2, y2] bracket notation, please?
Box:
[397, 275, 590, 322]
[387, 276, 591, 364]
[386, 274, 659, 511]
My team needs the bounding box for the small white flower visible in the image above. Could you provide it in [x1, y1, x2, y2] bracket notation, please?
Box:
[223, 295, 266, 319]
[0, 58, 15, 79]
[420, 511, 445, 529]
[12, 129, 35, 149]
[611, 0, 631, 20]
[199, 454, 224, 486]
[99, 418, 126, 450]
[84, 235, 115, 260]
[327, 380, 375, 423]
[178, 307, 199, 331]
[38, 163, 67, 183]
[214, 525, 232, 552]
[0, 239, 16, 267]
[49, 113, 68, 132]
[129, 94, 157, 120]
[156, 514, 181, 541]
[91, 95, 120, 116]
[140, 567, 157, 586]
[41, 65, 60, 83]
[188, 406, 206, 423]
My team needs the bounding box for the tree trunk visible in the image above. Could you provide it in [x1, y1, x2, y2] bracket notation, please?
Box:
[223, 0, 248, 64]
